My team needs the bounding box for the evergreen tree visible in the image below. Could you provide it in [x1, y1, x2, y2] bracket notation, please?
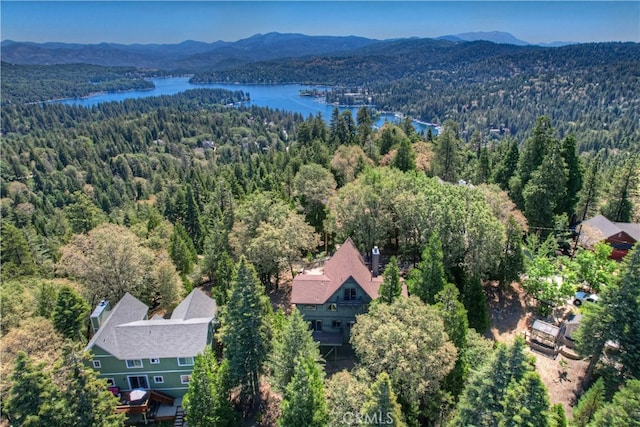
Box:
[269, 308, 322, 393]
[378, 256, 402, 304]
[498, 371, 550, 427]
[462, 275, 489, 332]
[357, 106, 373, 147]
[600, 155, 637, 223]
[492, 139, 519, 191]
[391, 138, 416, 172]
[475, 146, 491, 185]
[184, 184, 204, 251]
[559, 134, 583, 217]
[512, 116, 556, 208]
[497, 215, 524, 289]
[278, 356, 327, 427]
[0, 221, 36, 280]
[577, 152, 603, 221]
[523, 138, 568, 230]
[361, 372, 406, 427]
[589, 379, 640, 427]
[549, 404, 567, 427]
[219, 258, 270, 404]
[183, 348, 238, 427]
[433, 120, 462, 182]
[5, 352, 59, 426]
[51, 286, 89, 341]
[434, 283, 468, 397]
[572, 378, 605, 427]
[63, 350, 126, 427]
[407, 234, 447, 304]
[169, 222, 197, 275]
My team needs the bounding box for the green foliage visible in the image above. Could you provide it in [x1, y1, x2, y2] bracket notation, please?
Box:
[497, 215, 525, 289]
[433, 121, 462, 182]
[498, 371, 550, 427]
[51, 286, 89, 341]
[565, 243, 618, 293]
[600, 155, 637, 223]
[576, 152, 603, 221]
[183, 349, 238, 427]
[588, 379, 640, 427]
[572, 378, 605, 427]
[269, 308, 322, 393]
[559, 134, 583, 217]
[361, 372, 406, 427]
[407, 233, 447, 304]
[292, 163, 336, 232]
[435, 283, 468, 397]
[452, 337, 538, 427]
[64, 192, 106, 234]
[278, 356, 327, 427]
[378, 256, 402, 304]
[462, 275, 489, 333]
[1, 221, 36, 281]
[351, 296, 456, 422]
[549, 404, 567, 427]
[325, 370, 369, 427]
[219, 258, 270, 403]
[391, 138, 416, 172]
[169, 222, 197, 275]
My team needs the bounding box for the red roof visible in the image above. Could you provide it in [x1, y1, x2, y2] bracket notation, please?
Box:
[291, 238, 384, 304]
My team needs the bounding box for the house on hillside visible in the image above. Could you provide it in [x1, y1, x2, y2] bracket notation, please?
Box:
[85, 288, 217, 398]
[291, 238, 406, 345]
[577, 214, 639, 260]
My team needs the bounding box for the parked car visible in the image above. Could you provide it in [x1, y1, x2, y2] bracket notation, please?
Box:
[574, 291, 598, 306]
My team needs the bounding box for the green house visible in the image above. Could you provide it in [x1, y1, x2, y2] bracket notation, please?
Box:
[85, 288, 217, 398]
[291, 238, 388, 345]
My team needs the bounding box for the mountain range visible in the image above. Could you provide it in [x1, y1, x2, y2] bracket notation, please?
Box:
[1, 31, 577, 71]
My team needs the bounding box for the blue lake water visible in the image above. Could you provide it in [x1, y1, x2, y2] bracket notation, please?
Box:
[58, 76, 438, 134]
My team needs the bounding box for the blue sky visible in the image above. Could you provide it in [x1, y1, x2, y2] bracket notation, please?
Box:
[2, 1, 639, 45]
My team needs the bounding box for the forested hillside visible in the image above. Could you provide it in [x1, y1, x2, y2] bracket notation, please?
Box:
[2, 37, 639, 426]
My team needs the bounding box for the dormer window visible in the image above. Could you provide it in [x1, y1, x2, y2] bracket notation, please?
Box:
[344, 288, 356, 301]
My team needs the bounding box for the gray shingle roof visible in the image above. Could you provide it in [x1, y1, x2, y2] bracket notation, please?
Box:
[85, 289, 217, 360]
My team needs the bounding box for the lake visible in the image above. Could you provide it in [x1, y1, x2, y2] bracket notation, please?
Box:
[58, 76, 438, 134]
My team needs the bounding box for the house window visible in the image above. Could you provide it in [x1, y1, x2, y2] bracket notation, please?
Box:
[149, 358, 160, 364]
[105, 378, 115, 387]
[128, 375, 149, 389]
[180, 375, 191, 384]
[126, 359, 143, 369]
[347, 321, 356, 328]
[153, 376, 164, 384]
[344, 288, 356, 301]
[328, 303, 337, 311]
[304, 304, 317, 310]
[92, 360, 101, 369]
[177, 357, 194, 366]
[332, 320, 342, 328]
[313, 320, 323, 332]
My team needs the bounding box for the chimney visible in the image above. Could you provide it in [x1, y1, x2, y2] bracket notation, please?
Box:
[372, 246, 380, 277]
[90, 300, 110, 333]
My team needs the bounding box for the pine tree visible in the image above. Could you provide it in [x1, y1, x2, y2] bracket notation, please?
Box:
[184, 184, 204, 251]
[407, 234, 446, 304]
[498, 371, 550, 427]
[462, 275, 489, 333]
[278, 356, 327, 427]
[559, 134, 583, 217]
[523, 138, 568, 230]
[601, 155, 637, 223]
[497, 215, 524, 289]
[0, 221, 36, 280]
[361, 372, 406, 427]
[5, 352, 57, 426]
[549, 403, 567, 427]
[357, 106, 373, 147]
[391, 138, 416, 172]
[169, 222, 197, 275]
[52, 286, 89, 341]
[435, 283, 468, 397]
[183, 348, 238, 427]
[577, 152, 603, 221]
[474, 146, 491, 184]
[493, 139, 519, 191]
[589, 379, 640, 426]
[269, 308, 322, 393]
[572, 378, 605, 427]
[63, 350, 126, 427]
[433, 120, 462, 182]
[219, 258, 270, 404]
[378, 256, 402, 304]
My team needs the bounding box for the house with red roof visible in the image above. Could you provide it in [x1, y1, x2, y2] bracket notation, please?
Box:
[577, 215, 639, 260]
[291, 238, 404, 345]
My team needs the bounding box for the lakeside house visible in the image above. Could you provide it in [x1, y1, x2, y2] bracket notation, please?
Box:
[577, 215, 639, 260]
[291, 238, 406, 345]
[85, 288, 217, 398]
